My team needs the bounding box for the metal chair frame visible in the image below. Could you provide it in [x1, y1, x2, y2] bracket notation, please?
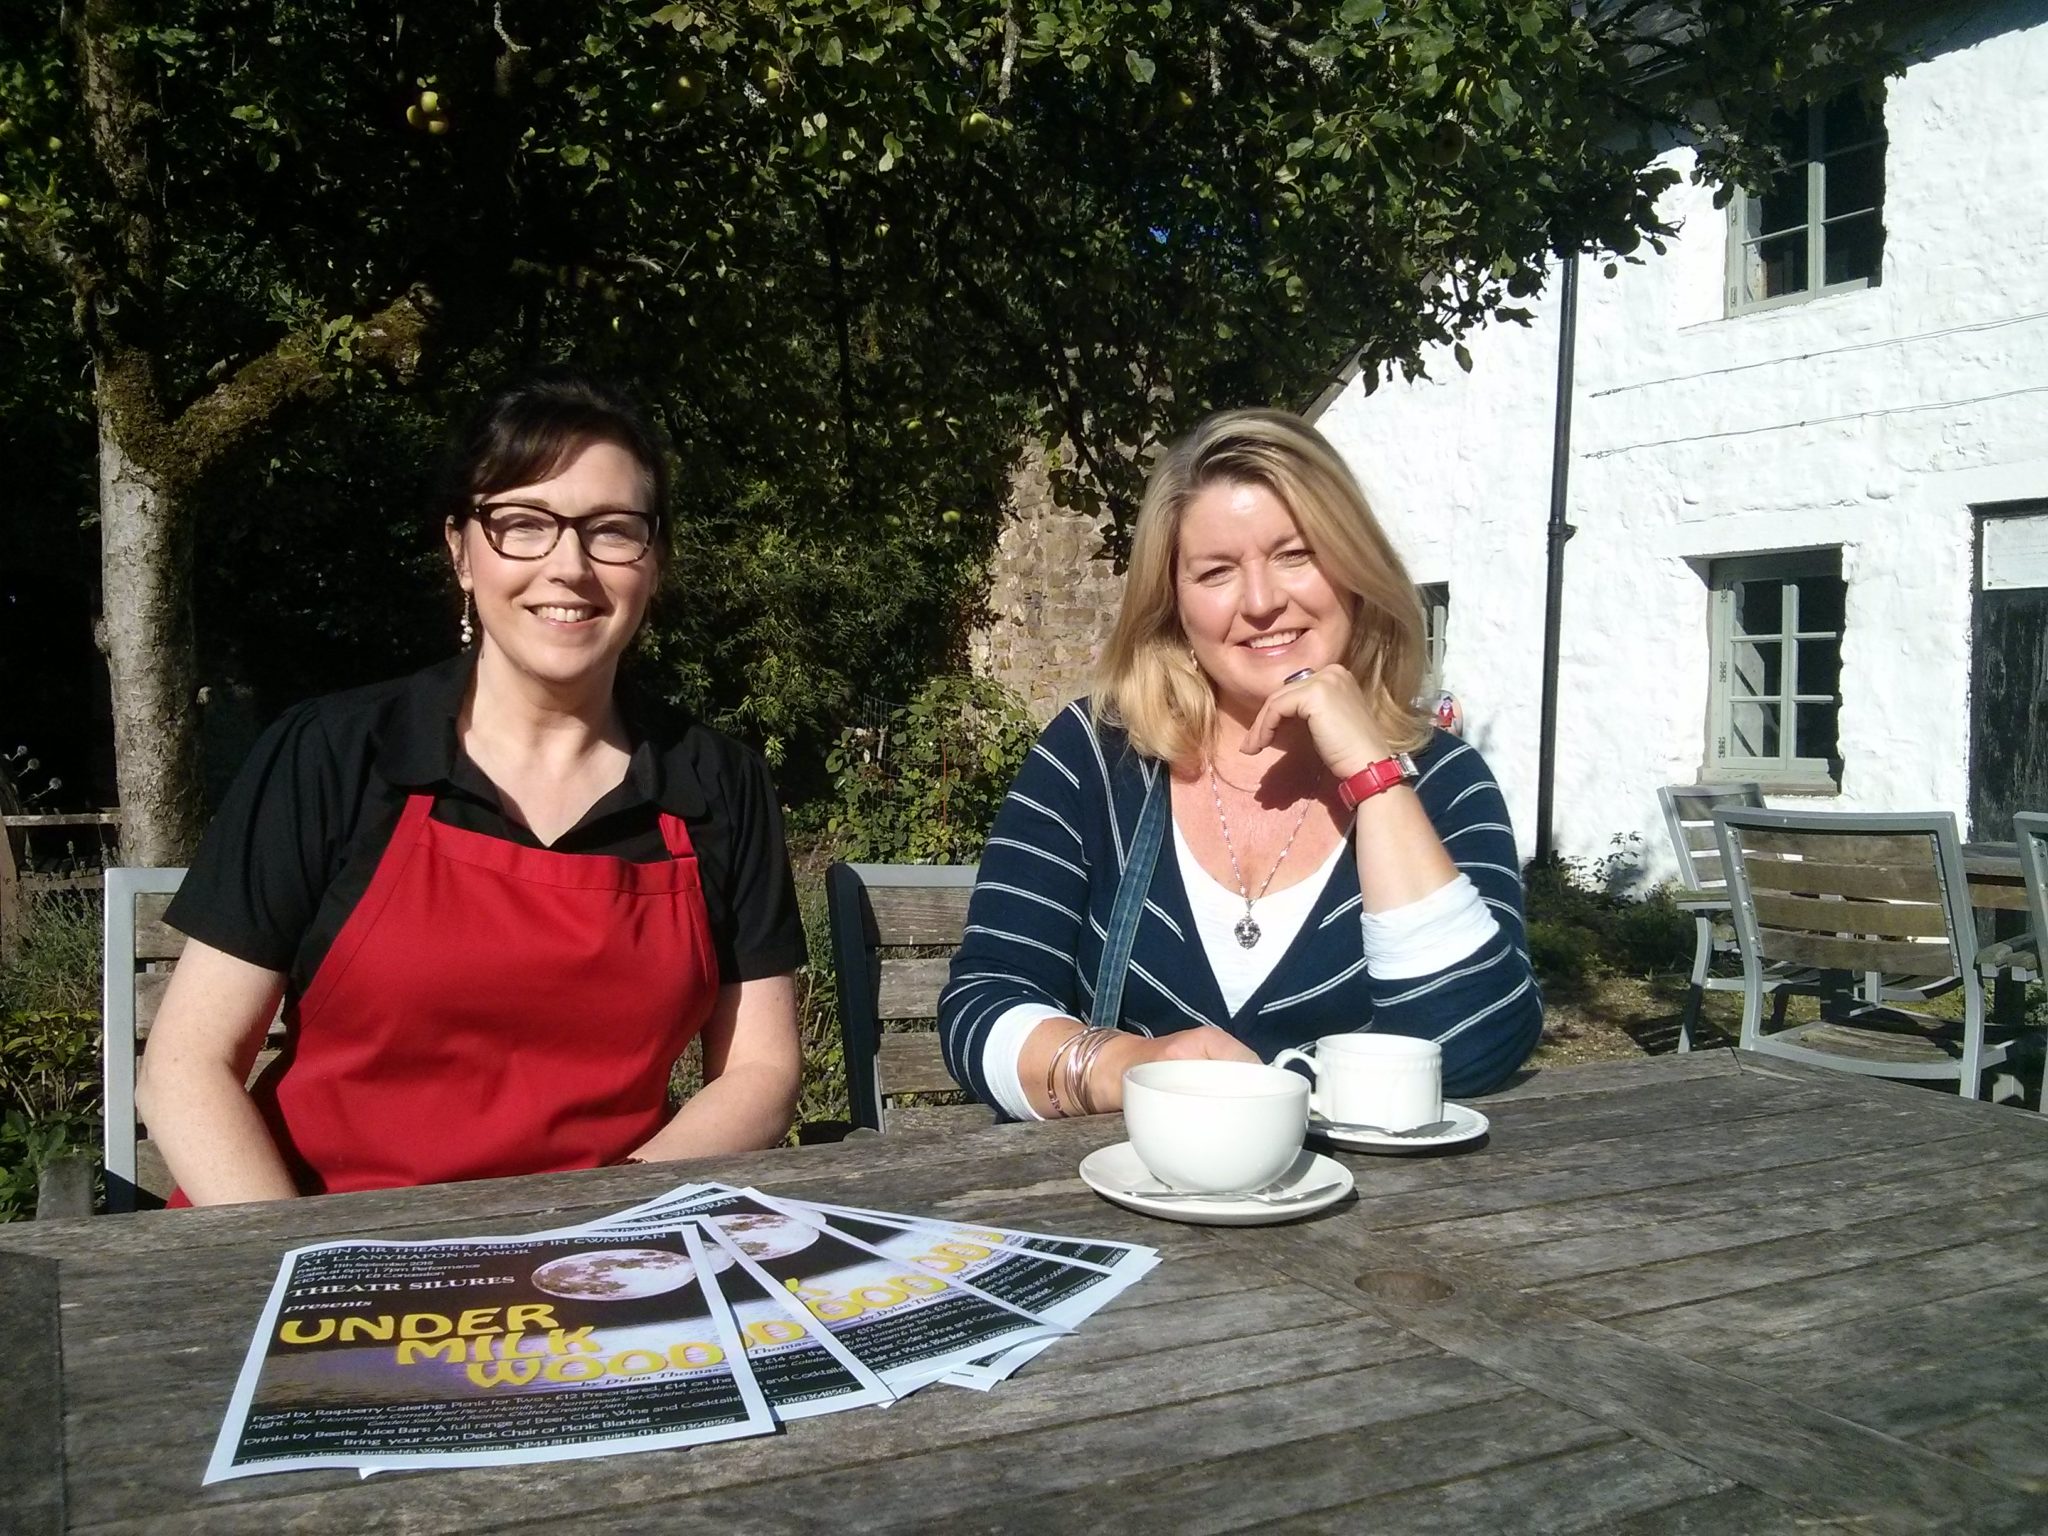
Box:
[1714, 807, 2003, 1095]
[1979, 812, 2045, 989]
[1658, 782, 1764, 1051]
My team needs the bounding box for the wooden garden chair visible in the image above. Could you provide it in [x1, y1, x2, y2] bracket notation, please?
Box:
[1714, 807, 2015, 1098]
[824, 862, 992, 1135]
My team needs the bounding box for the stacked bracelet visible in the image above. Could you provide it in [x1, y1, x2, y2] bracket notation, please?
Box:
[1045, 1026, 1122, 1118]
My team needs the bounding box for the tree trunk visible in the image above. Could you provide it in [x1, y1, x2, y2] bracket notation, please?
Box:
[96, 398, 203, 866]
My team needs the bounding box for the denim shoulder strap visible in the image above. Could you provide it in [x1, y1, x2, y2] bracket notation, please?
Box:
[1089, 764, 1168, 1031]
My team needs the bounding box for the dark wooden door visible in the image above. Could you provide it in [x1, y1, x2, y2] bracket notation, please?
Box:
[1970, 504, 2048, 839]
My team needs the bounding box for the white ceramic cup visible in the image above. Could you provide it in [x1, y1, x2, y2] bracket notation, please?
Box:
[1271, 1034, 1443, 1131]
[1121, 1059, 1309, 1194]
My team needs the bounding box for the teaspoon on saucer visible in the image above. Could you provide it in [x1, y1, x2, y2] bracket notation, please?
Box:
[1113, 1179, 1348, 1206]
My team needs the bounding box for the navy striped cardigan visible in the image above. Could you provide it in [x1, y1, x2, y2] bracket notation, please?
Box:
[938, 701, 1543, 1108]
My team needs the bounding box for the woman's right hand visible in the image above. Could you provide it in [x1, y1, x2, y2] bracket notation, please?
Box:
[1085, 1025, 1260, 1114]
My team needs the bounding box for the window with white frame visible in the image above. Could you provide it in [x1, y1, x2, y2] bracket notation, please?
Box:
[1708, 551, 1845, 788]
[1418, 582, 1449, 696]
[1727, 91, 1885, 314]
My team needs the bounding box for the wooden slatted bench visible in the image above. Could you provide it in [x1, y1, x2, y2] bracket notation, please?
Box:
[99, 868, 284, 1212]
[824, 862, 991, 1135]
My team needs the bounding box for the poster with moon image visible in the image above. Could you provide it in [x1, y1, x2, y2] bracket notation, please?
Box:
[787, 1201, 1160, 1391]
[695, 1221, 893, 1420]
[205, 1222, 774, 1483]
[587, 1184, 1066, 1392]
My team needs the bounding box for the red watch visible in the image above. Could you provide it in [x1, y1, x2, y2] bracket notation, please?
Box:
[1335, 753, 1417, 809]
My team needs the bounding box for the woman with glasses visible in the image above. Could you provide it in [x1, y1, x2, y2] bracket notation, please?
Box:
[138, 372, 805, 1204]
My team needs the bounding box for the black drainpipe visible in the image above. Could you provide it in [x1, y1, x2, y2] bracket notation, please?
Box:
[1533, 255, 1579, 868]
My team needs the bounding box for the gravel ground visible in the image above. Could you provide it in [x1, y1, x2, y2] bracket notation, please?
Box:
[1530, 969, 2046, 1107]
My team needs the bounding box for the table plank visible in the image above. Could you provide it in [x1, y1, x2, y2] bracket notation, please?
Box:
[0, 1252, 65, 1536]
[1250, 1208, 2048, 1534]
[1392, 1130, 2030, 1259]
[1255, 1440, 1736, 1536]
[953, 1392, 1632, 1534]
[553, 1354, 1529, 1535]
[68, 1314, 1433, 1533]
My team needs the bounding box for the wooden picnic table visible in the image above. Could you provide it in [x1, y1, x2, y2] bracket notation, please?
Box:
[4, 1052, 2046, 1534]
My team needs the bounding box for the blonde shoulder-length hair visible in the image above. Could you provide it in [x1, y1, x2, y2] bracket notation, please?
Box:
[1094, 408, 1431, 768]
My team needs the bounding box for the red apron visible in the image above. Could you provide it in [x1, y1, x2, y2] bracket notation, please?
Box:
[243, 793, 718, 1196]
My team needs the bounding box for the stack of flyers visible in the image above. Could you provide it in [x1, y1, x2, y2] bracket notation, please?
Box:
[205, 1184, 1158, 1483]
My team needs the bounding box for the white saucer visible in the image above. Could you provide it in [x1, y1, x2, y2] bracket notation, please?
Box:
[1309, 1101, 1489, 1154]
[1078, 1144, 1353, 1226]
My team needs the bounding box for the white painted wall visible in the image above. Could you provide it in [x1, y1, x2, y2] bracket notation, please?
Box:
[1319, 1, 2048, 886]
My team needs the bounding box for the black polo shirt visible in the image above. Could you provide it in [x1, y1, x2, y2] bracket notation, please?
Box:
[166, 654, 807, 997]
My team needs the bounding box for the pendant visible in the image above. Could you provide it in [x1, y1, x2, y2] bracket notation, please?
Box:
[1234, 913, 1262, 949]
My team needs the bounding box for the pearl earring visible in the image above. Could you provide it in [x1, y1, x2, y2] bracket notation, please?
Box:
[459, 593, 475, 647]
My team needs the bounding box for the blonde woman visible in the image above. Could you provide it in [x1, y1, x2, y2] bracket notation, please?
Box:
[938, 409, 1540, 1119]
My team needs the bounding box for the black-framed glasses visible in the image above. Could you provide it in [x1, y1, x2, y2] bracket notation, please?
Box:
[474, 503, 658, 565]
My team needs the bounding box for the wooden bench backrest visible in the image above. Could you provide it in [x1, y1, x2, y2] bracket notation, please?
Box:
[2016, 812, 2048, 941]
[102, 870, 189, 1210]
[825, 862, 990, 1135]
[1714, 812, 1975, 981]
[1658, 783, 1761, 895]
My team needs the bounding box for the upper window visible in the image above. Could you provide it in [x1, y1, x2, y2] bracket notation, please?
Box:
[1726, 92, 1885, 315]
[1707, 550, 1845, 790]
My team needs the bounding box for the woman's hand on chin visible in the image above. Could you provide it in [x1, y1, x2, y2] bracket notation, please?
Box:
[1239, 665, 1390, 780]
[1088, 1025, 1260, 1112]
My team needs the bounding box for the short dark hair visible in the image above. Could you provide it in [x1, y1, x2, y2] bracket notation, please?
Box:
[439, 370, 672, 544]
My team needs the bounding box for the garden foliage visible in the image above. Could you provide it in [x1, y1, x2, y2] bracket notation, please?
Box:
[0, 1, 1895, 855]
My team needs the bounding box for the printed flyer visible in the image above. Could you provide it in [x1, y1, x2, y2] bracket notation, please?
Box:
[696, 1221, 894, 1420]
[588, 1184, 1066, 1392]
[793, 1201, 1159, 1390]
[210, 1183, 1155, 1482]
[207, 1223, 771, 1483]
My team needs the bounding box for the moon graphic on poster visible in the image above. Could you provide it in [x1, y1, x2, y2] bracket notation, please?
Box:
[530, 1248, 701, 1300]
[707, 1211, 822, 1261]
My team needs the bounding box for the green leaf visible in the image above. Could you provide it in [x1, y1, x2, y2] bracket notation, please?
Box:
[1453, 343, 1472, 372]
[1124, 49, 1155, 85]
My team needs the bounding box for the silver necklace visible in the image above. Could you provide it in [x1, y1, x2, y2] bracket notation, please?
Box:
[1207, 765, 1314, 949]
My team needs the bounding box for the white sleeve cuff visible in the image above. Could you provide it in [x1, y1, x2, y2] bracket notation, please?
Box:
[1360, 873, 1500, 980]
[981, 1003, 1073, 1121]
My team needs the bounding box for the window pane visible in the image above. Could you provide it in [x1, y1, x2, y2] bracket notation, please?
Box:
[1793, 574, 1844, 635]
[1767, 105, 1810, 160]
[1823, 93, 1880, 153]
[1733, 580, 1783, 636]
[1795, 637, 1842, 698]
[1732, 701, 1781, 759]
[1824, 211, 1882, 285]
[1824, 144, 1883, 219]
[1745, 231, 1809, 302]
[1794, 699, 1839, 762]
[1746, 169, 1810, 239]
[1731, 641, 1782, 700]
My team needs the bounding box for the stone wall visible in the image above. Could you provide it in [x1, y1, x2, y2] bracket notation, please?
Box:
[970, 441, 1126, 723]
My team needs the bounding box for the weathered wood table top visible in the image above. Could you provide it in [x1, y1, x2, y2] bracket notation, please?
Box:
[4, 1052, 2047, 1535]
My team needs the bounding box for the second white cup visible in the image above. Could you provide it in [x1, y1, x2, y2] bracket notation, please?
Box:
[1271, 1033, 1443, 1131]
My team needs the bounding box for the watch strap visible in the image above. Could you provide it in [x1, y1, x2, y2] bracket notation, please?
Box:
[1336, 753, 1417, 810]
